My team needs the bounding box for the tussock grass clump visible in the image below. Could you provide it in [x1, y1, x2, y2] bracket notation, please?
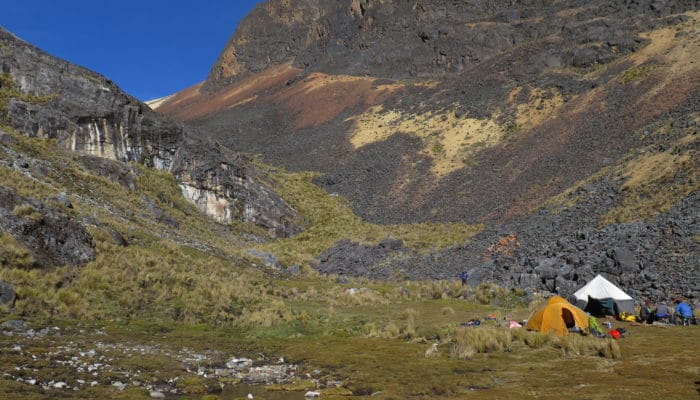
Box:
[599, 339, 622, 359]
[556, 334, 622, 359]
[402, 308, 418, 339]
[449, 326, 621, 359]
[0, 234, 35, 268]
[12, 204, 43, 222]
[472, 282, 505, 305]
[362, 309, 420, 339]
[450, 327, 512, 359]
[441, 306, 455, 316]
[520, 330, 555, 349]
[399, 280, 465, 300]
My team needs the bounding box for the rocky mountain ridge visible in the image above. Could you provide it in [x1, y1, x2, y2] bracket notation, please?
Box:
[155, 0, 699, 303]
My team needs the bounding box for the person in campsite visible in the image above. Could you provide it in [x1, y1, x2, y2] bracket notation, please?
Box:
[639, 301, 653, 324]
[674, 299, 694, 325]
[654, 301, 671, 322]
[460, 271, 468, 286]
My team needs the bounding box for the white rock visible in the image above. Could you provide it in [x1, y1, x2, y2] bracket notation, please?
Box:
[27, 379, 36, 385]
[305, 391, 321, 398]
[112, 381, 127, 391]
[226, 357, 253, 369]
[149, 391, 166, 399]
[53, 381, 67, 389]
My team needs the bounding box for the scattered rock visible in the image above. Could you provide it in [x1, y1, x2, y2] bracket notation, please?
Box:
[226, 357, 253, 370]
[244, 365, 295, 384]
[379, 237, 403, 250]
[1, 320, 28, 331]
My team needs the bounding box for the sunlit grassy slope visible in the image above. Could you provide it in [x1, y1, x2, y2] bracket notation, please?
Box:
[0, 127, 482, 324]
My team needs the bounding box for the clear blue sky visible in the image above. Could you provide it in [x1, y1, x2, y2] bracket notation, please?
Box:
[0, 1, 263, 101]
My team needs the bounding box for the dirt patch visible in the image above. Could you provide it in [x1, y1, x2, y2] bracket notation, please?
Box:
[273, 73, 403, 129]
[158, 64, 302, 121]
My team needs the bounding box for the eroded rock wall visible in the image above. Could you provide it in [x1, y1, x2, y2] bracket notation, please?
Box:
[0, 27, 302, 238]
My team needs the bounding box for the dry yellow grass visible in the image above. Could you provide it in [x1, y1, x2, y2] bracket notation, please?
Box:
[349, 105, 505, 176]
[512, 87, 567, 130]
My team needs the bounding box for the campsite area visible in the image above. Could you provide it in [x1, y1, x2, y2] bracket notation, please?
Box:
[1, 280, 698, 400]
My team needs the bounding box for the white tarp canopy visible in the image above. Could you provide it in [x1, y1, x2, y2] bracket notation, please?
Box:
[573, 274, 635, 313]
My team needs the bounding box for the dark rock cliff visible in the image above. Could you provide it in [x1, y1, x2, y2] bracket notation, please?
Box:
[206, 0, 696, 89]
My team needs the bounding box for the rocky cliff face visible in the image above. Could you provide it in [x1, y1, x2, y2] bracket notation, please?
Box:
[0, 27, 301, 240]
[0, 29, 178, 168]
[206, 0, 695, 89]
[171, 138, 302, 237]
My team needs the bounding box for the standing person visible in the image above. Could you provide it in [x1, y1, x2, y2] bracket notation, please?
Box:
[460, 271, 469, 286]
[674, 299, 694, 325]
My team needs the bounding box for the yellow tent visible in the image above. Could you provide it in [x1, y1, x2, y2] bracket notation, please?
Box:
[525, 296, 589, 336]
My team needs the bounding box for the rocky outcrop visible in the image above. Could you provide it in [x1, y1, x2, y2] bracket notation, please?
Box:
[206, 0, 695, 90]
[171, 137, 303, 237]
[0, 26, 302, 237]
[0, 28, 179, 168]
[0, 187, 95, 267]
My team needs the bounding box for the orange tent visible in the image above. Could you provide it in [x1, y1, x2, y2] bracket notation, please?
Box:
[525, 296, 589, 336]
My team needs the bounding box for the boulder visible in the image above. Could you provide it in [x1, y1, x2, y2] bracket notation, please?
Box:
[612, 247, 638, 272]
[519, 273, 540, 290]
[0, 281, 15, 305]
[535, 258, 559, 280]
[1, 319, 27, 331]
[379, 237, 404, 250]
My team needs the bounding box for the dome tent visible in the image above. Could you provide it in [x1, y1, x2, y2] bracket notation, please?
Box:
[525, 296, 589, 336]
[573, 275, 634, 315]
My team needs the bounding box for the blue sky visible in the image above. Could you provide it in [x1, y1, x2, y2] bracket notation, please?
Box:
[0, 1, 263, 101]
